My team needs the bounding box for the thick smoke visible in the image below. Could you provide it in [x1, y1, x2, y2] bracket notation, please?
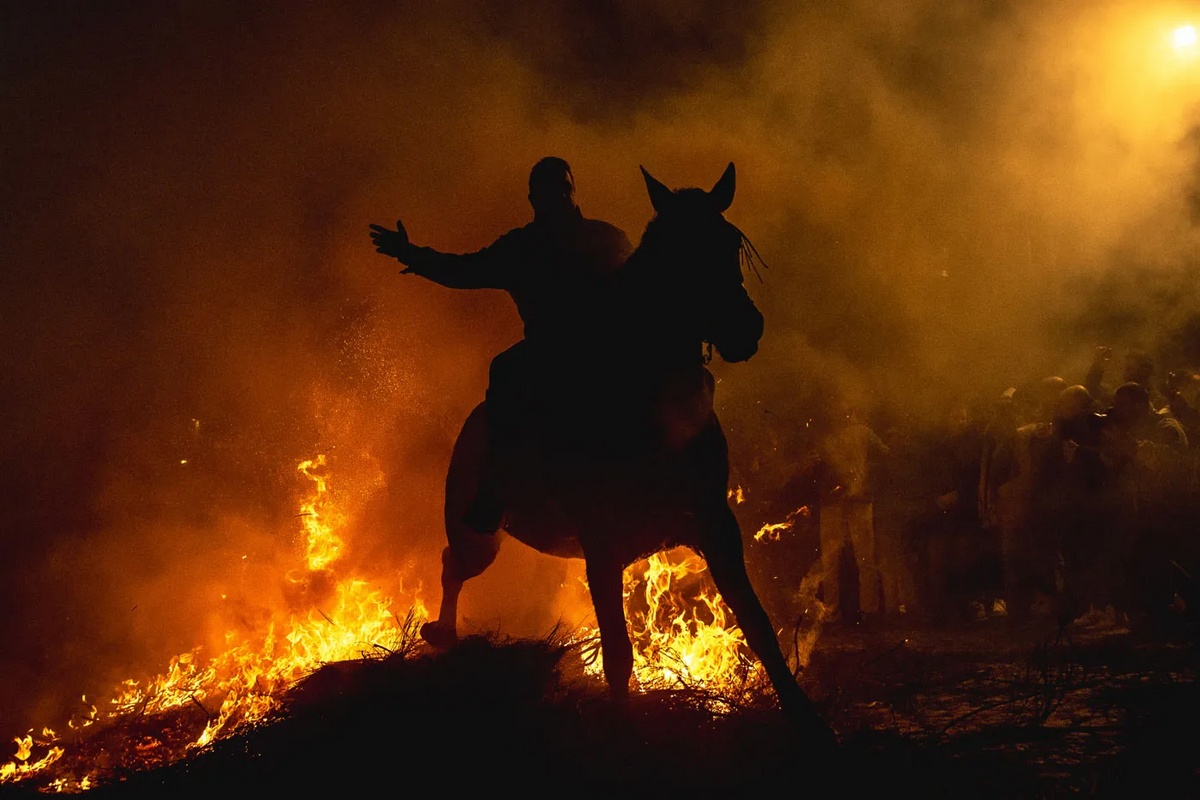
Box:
[2, 0, 1198, 731]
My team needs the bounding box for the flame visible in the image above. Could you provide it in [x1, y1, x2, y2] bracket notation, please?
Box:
[14, 736, 32, 762]
[3, 455, 806, 791]
[574, 547, 776, 709]
[1, 455, 426, 793]
[0, 738, 65, 785]
[297, 455, 344, 572]
[750, 508, 827, 667]
[754, 505, 810, 542]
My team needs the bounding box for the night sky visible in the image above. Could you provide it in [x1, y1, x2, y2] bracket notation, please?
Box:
[2, 0, 1198, 734]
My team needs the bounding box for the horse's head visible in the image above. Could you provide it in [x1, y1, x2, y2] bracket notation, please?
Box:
[638, 163, 764, 363]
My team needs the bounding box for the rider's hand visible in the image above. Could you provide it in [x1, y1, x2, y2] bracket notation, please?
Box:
[369, 219, 413, 266]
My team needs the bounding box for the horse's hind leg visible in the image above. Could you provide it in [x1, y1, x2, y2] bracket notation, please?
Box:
[420, 530, 501, 649]
[701, 503, 838, 749]
[421, 402, 502, 649]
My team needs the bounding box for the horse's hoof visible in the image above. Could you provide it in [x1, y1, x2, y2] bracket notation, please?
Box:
[420, 620, 459, 650]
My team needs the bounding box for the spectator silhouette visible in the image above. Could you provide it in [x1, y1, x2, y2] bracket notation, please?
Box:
[814, 399, 888, 625]
[1099, 382, 1191, 628]
[873, 417, 923, 621]
[919, 401, 991, 623]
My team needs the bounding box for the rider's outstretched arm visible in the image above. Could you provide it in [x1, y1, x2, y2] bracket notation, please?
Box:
[371, 219, 520, 291]
[399, 234, 521, 290]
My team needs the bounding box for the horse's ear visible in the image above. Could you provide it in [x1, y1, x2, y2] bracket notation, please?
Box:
[709, 162, 736, 212]
[641, 165, 673, 214]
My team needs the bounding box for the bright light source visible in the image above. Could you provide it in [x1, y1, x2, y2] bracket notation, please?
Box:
[1172, 24, 1198, 51]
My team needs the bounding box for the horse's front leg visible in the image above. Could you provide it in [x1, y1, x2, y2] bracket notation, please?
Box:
[700, 502, 838, 750]
[584, 552, 634, 703]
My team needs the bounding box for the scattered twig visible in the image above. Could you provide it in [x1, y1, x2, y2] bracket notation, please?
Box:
[189, 695, 212, 723]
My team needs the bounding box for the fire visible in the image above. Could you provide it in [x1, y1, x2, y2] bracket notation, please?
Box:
[754, 505, 810, 542]
[0, 736, 65, 785]
[629, 549, 763, 693]
[1, 455, 426, 793]
[297, 455, 344, 571]
[3, 456, 800, 791]
[575, 547, 775, 708]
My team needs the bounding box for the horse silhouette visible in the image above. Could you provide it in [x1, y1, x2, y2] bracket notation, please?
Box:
[419, 163, 835, 747]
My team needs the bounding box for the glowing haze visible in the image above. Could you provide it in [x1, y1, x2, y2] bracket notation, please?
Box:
[2, 0, 1198, 738]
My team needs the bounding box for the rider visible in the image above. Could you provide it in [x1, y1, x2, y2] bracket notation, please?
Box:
[370, 157, 634, 533]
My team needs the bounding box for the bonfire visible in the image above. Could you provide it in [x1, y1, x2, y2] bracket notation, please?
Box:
[1, 457, 801, 794]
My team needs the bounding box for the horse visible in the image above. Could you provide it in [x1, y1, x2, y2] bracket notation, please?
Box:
[419, 163, 836, 748]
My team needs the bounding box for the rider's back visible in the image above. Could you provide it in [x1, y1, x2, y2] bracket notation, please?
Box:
[498, 213, 632, 350]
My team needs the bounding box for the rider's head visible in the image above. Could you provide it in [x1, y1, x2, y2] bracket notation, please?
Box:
[528, 157, 578, 223]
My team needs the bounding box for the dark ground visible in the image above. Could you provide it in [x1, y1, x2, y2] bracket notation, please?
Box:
[1, 608, 1195, 799]
[806, 612, 1199, 798]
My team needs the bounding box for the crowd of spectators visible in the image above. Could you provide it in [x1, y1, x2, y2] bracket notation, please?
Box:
[738, 346, 1200, 638]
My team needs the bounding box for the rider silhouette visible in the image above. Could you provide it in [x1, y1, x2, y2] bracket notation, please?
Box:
[370, 157, 633, 533]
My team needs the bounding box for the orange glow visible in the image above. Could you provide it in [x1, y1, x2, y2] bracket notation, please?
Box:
[0, 455, 427, 792]
[1055, 5, 1200, 148]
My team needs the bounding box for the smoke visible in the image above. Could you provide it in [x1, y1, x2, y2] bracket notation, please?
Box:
[477, 0, 766, 124]
[2, 0, 1199, 731]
